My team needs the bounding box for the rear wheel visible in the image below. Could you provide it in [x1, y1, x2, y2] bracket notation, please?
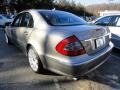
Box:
[28, 46, 43, 73]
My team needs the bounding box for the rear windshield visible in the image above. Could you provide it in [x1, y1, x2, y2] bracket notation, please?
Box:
[39, 11, 87, 26]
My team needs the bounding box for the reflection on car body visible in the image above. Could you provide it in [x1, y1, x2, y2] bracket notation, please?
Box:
[4, 9, 113, 78]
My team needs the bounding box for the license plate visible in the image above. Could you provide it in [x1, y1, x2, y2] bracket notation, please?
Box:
[96, 38, 105, 48]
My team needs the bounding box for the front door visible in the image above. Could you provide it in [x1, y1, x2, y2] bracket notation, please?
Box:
[10, 14, 22, 45]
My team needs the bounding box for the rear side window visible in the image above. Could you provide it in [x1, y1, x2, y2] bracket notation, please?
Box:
[20, 13, 34, 28]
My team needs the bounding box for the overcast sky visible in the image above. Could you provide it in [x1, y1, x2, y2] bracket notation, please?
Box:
[70, 0, 120, 6]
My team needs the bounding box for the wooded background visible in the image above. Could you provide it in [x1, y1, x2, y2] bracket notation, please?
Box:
[0, 0, 120, 16]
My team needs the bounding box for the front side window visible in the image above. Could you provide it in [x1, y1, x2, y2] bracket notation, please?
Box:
[12, 14, 22, 27]
[114, 16, 120, 26]
[95, 16, 112, 26]
[40, 11, 87, 26]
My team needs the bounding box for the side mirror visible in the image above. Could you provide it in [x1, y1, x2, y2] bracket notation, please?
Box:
[5, 22, 11, 26]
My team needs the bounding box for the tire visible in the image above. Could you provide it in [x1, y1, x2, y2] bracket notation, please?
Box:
[4, 33, 11, 45]
[28, 46, 43, 73]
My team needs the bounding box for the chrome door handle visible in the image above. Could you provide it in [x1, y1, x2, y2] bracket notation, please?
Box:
[24, 31, 28, 35]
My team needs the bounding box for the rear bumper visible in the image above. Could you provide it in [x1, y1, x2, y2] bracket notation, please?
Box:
[44, 42, 113, 77]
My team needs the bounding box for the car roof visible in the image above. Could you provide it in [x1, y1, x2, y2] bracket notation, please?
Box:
[101, 14, 120, 17]
[94, 14, 120, 22]
[19, 9, 68, 15]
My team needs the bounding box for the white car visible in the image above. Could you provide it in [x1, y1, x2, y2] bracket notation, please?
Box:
[0, 14, 13, 27]
[93, 15, 120, 49]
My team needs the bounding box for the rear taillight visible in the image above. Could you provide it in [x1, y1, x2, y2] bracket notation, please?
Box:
[56, 35, 86, 56]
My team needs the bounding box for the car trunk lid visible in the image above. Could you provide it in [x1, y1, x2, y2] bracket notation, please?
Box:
[74, 25, 109, 54]
[51, 25, 110, 55]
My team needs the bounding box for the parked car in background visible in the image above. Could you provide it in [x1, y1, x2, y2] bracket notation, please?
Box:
[0, 14, 13, 27]
[93, 14, 120, 49]
[4, 9, 113, 78]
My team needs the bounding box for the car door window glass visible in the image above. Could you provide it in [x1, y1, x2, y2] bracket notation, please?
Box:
[28, 16, 33, 28]
[20, 13, 33, 28]
[106, 16, 117, 26]
[12, 14, 22, 27]
[20, 14, 29, 27]
[116, 17, 120, 26]
[95, 16, 112, 26]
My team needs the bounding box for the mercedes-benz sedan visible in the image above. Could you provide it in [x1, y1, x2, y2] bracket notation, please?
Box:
[4, 9, 113, 77]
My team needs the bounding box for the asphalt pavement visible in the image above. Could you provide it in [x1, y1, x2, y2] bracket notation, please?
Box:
[0, 28, 120, 90]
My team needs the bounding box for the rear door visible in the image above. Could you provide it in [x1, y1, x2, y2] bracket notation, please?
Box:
[17, 12, 34, 50]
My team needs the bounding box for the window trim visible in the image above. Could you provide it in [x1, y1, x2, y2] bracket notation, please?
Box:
[95, 16, 112, 26]
[11, 12, 34, 28]
[11, 13, 23, 27]
[19, 12, 34, 28]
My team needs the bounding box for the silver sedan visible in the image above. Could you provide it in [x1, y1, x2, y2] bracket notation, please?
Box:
[4, 9, 113, 78]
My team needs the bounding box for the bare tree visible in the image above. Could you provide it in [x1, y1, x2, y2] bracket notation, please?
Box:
[86, 3, 120, 16]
